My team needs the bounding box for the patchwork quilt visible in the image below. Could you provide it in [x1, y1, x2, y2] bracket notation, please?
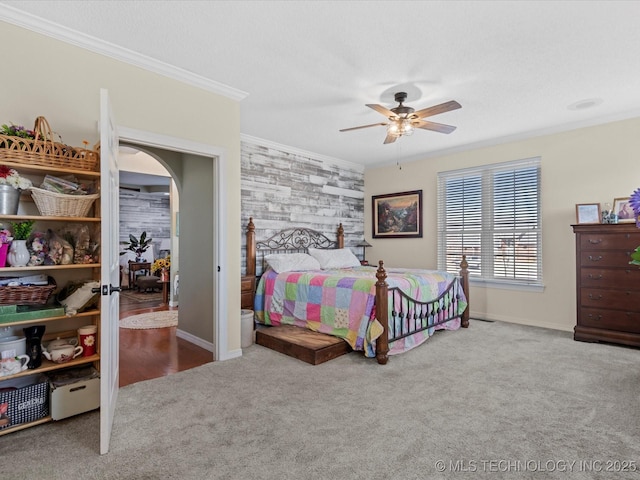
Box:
[254, 266, 467, 357]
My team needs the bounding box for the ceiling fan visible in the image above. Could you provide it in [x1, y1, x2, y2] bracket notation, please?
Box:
[340, 92, 461, 144]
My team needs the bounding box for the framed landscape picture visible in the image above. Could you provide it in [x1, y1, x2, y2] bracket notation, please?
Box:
[372, 190, 423, 238]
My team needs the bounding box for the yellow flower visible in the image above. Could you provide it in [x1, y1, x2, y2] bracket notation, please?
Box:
[151, 256, 171, 274]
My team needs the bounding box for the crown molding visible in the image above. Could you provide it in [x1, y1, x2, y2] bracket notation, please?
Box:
[240, 134, 364, 173]
[0, 5, 248, 102]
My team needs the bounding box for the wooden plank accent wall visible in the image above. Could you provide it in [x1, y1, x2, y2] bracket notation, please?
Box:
[241, 141, 365, 274]
[119, 190, 171, 258]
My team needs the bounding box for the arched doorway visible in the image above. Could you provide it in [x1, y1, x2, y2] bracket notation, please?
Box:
[117, 145, 210, 386]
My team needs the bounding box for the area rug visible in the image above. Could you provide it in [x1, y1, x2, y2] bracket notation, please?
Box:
[120, 290, 163, 303]
[119, 311, 178, 329]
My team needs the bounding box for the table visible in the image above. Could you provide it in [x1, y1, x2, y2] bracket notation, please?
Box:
[158, 279, 170, 305]
[128, 261, 151, 290]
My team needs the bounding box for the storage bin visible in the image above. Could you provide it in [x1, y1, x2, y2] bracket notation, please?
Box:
[48, 367, 99, 420]
[0, 335, 26, 359]
[0, 276, 57, 305]
[0, 374, 49, 430]
[0, 116, 99, 172]
[30, 187, 99, 217]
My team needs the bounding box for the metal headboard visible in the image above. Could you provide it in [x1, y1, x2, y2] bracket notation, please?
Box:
[246, 218, 344, 277]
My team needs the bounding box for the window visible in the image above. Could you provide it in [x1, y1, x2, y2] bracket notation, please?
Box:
[437, 157, 542, 287]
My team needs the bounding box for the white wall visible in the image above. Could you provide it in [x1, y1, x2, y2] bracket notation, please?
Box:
[119, 149, 171, 177]
[365, 117, 640, 332]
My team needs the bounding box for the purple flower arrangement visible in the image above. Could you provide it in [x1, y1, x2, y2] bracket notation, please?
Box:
[0, 124, 36, 139]
[629, 188, 640, 266]
[629, 188, 640, 221]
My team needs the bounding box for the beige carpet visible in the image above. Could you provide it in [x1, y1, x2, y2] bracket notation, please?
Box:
[3, 320, 640, 480]
[119, 310, 177, 329]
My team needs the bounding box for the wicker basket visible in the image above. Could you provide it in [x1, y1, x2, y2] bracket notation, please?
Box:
[30, 187, 99, 217]
[0, 276, 56, 305]
[0, 116, 99, 172]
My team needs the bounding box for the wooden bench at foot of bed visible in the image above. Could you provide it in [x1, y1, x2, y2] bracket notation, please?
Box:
[256, 325, 351, 365]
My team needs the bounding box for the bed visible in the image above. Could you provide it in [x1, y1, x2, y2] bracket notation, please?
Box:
[246, 218, 469, 364]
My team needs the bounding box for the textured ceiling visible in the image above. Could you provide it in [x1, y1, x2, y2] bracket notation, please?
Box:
[3, 0, 640, 168]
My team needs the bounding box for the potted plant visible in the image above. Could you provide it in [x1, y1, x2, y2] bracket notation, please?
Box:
[120, 231, 153, 262]
[0, 165, 33, 215]
[8, 220, 34, 267]
[11, 220, 35, 241]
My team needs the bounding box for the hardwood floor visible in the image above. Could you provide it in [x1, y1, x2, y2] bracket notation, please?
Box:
[119, 291, 213, 387]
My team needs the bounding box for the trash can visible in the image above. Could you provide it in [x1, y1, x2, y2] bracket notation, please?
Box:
[241, 309, 255, 348]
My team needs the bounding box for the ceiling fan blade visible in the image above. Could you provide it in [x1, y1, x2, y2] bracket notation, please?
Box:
[383, 133, 398, 144]
[414, 120, 457, 134]
[413, 100, 461, 119]
[339, 122, 387, 132]
[366, 103, 397, 118]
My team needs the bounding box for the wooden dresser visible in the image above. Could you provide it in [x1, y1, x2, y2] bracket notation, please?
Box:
[241, 275, 256, 310]
[572, 223, 640, 347]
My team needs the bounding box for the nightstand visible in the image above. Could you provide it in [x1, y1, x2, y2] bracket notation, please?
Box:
[241, 275, 256, 310]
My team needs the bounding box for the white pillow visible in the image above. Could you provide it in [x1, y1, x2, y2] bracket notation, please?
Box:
[308, 248, 361, 269]
[265, 253, 321, 273]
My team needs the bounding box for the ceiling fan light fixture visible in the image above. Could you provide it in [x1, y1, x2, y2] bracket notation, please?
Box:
[342, 93, 460, 144]
[387, 118, 414, 137]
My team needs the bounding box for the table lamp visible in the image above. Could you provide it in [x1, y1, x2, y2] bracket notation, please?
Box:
[356, 239, 372, 263]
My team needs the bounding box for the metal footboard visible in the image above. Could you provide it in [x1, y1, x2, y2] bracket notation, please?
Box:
[387, 277, 465, 343]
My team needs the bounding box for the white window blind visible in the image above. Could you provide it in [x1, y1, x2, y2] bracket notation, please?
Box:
[437, 157, 542, 286]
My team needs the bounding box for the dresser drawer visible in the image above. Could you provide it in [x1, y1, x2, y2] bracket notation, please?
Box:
[580, 233, 640, 251]
[579, 307, 640, 333]
[580, 288, 640, 310]
[579, 250, 638, 268]
[580, 267, 640, 289]
[241, 292, 254, 310]
[241, 276, 255, 292]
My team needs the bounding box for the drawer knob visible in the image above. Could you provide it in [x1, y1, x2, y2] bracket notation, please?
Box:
[588, 239, 603, 244]
[587, 274, 603, 280]
[587, 255, 603, 262]
[587, 293, 602, 300]
[587, 314, 602, 320]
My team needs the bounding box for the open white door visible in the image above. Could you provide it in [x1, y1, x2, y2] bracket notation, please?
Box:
[99, 88, 120, 455]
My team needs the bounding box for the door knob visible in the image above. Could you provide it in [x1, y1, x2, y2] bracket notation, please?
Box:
[92, 285, 121, 295]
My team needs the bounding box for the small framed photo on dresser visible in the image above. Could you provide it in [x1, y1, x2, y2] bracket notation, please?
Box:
[613, 197, 635, 223]
[575, 203, 601, 224]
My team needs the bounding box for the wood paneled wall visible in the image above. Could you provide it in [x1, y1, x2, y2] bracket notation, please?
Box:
[241, 141, 365, 274]
[119, 190, 171, 259]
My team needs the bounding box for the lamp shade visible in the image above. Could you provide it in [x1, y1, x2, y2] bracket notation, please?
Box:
[356, 240, 372, 248]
